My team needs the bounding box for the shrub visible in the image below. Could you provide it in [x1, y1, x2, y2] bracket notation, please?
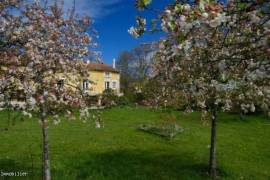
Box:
[101, 89, 117, 107]
[115, 96, 130, 106]
[102, 89, 131, 107]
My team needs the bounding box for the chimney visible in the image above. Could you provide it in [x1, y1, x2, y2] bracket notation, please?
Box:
[113, 58, 116, 69]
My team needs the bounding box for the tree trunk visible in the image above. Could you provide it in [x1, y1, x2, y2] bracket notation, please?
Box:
[7, 108, 11, 128]
[41, 104, 51, 180]
[209, 108, 217, 178]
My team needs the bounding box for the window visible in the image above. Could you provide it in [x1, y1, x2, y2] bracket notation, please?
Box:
[112, 81, 117, 89]
[105, 81, 110, 89]
[57, 79, 64, 90]
[104, 72, 111, 78]
[82, 80, 89, 90]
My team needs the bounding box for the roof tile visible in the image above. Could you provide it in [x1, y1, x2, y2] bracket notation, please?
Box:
[86, 62, 119, 73]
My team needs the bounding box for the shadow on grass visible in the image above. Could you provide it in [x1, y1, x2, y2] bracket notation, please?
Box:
[0, 152, 230, 180]
[0, 158, 41, 179]
[218, 112, 269, 124]
[69, 150, 228, 180]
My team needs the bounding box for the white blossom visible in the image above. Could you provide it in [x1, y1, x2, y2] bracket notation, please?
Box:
[128, 27, 140, 38]
[202, 12, 209, 19]
[22, 111, 32, 118]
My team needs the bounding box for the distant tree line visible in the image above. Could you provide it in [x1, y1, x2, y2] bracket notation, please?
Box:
[116, 42, 158, 102]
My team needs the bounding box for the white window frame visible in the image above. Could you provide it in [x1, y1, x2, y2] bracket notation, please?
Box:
[112, 81, 117, 89]
[104, 72, 111, 78]
[82, 80, 89, 90]
[57, 79, 64, 90]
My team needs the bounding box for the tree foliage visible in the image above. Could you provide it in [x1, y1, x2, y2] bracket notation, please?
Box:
[129, 0, 270, 177]
[0, 0, 96, 119]
[116, 43, 157, 95]
[130, 0, 270, 120]
[0, 1, 98, 179]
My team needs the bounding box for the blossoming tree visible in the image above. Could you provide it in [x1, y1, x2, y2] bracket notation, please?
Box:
[130, 0, 270, 177]
[0, 1, 97, 179]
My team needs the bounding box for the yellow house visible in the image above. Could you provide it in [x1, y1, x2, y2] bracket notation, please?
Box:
[85, 62, 121, 95]
[57, 61, 121, 96]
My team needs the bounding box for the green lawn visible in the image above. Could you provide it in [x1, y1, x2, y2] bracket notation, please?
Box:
[0, 107, 270, 180]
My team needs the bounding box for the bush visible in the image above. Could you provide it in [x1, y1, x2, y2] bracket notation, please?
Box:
[115, 96, 130, 106]
[84, 95, 100, 106]
[102, 89, 131, 107]
[101, 89, 117, 107]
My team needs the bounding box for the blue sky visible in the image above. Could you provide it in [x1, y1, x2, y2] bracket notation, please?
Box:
[21, 0, 169, 65]
[69, 0, 171, 65]
[24, 0, 227, 65]
[75, 0, 228, 65]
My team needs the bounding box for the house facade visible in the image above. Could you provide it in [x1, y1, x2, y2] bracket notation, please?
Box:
[85, 62, 121, 95]
[57, 62, 121, 96]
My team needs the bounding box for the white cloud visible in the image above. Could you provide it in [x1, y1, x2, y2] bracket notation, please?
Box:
[25, 0, 124, 20]
[47, 0, 124, 19]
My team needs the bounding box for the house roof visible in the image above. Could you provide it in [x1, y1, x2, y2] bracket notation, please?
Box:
[86, 62, 119, 73]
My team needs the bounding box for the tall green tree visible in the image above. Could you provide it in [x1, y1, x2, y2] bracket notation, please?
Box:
[0, 1, 97, 179]
[116, 51, 134, 93]
[130, 0, 270, 178]
[116, 43, 157, 94]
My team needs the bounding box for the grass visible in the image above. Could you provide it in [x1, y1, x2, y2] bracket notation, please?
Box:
[0, 107, 270, 179]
